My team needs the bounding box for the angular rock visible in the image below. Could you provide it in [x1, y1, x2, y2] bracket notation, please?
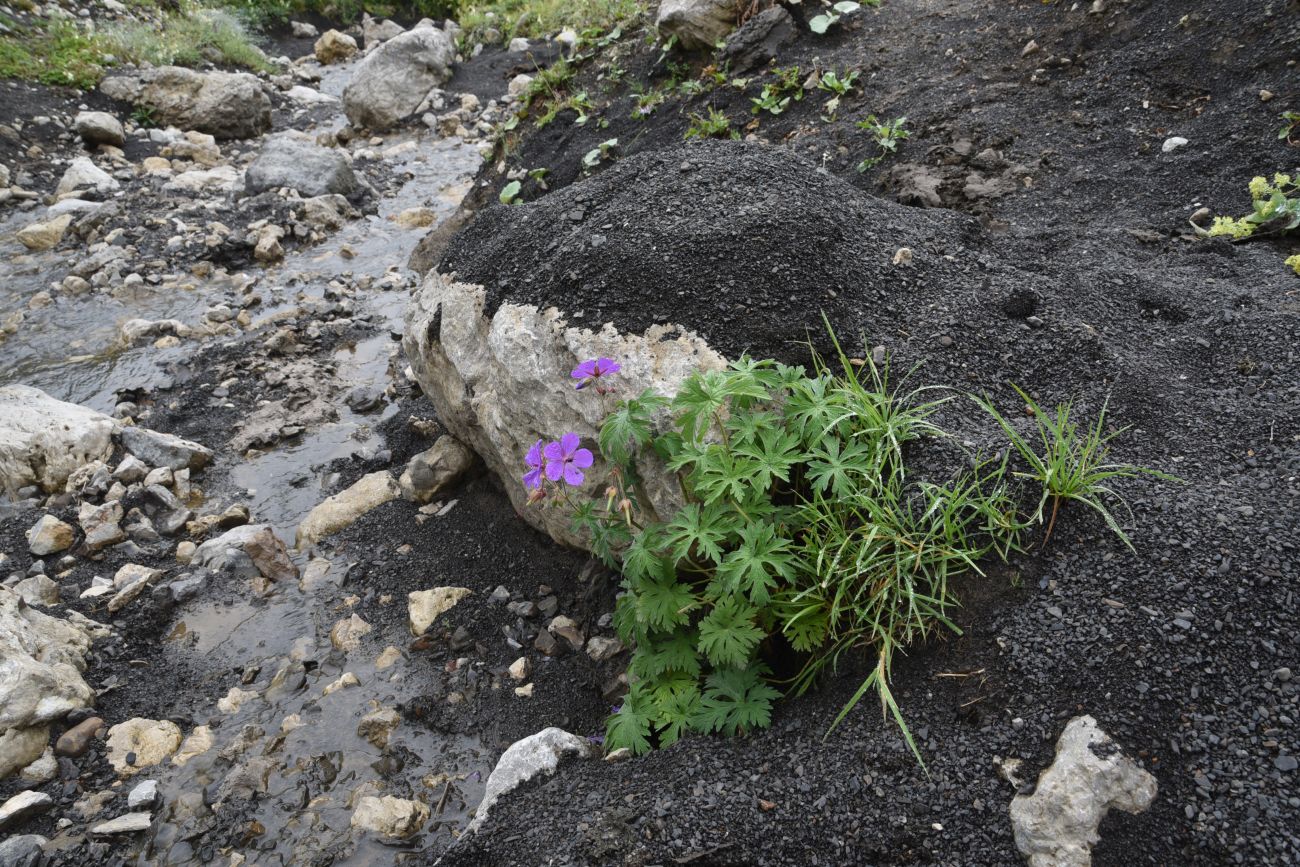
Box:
[398, 435, 475, 503]
[0, 834, 47, 867]
[105, 718, 182, 775]
[329, 614, 372, 652]
[468, 728, 591, 832]
[19, 748, 57, 784]
[404, 271, 723, 547]
[74, 111, 125, 148]
[1010, 715, 1158, 867]
[99, 67, 271, 140]
[0, 586, 100, 733]
[117, 426, 212, 472]
[296, 471, 400, 548]
[363, 15, 404, 47]
[243, 133, 361, 200]
[314, 29, 357, 64]
[26, 515, 75, 556]
[170, 725, 213, 766]
[55, 157, 120, 199]
[547, 615, 584, 651]
[718, 6, 796, 73]
[16, 214, 74, 251]
[0, 791, 52, 832]
[78, 500, 126, 553]
[13, 575, 58, 607]
[89, 811, 152, 835]
[350, 795, 428, 839]
[193, 525, 298, 583]
[408, 586, 471, 636]
[657, 0, 742, 50]
[585, 635, 624, 661]
[0, 727, 48, 781]
[343, 27, 456, 131]
[126, 779, 158, 809]
[356, 707, 400, 748]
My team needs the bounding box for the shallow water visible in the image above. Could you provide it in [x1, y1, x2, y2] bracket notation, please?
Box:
[1, 52, 494, 864]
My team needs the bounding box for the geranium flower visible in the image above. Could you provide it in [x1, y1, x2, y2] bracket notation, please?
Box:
[543, 432, 594, 486]
[571, 357, 621, 390]
[522, 439, 546, 489]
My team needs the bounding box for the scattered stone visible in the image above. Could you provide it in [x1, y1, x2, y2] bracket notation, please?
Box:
[193, 525, 298, 584]
[13, 575, 58, 607]
[468, 728, 592, 832]
[26, 515, 75, 556]
[322, 672, 359, 695]
[395, 206, 437, 228]
[89, 812, 152, 836]
[79, 500, 126, 552]
[350, 795, 429, 839]
[55, 716, 105, 757]
[507, 74, 533, 98]
[375, 646, 402, 670]
[19, 749, 57, 784]
[363, 15, 404, 46]
[514, 683, 534, 698]
[99, 67, 272, 139]
[585, 636, 624, 661]
[1010, 715, 1157, 867]
[0, 791, 52, 831]
[244, 133, 361, 200]
[398, 436, 475, 503]
[117, 426, 212, 472]
[217, 687, 259, 714]
[16, 214, 74, 251]
[408, 586, 472, 636]
[74, 111, 125, 147]
[105, 718, 182, 775]
[0, 727, 48, 781]
[55, 157, 119, 198]
[170, 726, 213, 766]
[292, 20, 318, 37]
[296, 471, 400, 548]
[126, 779, 158, 809]
[329, 614, 373, 652]
[548, 615, 585, 651]
[343, 27, 456, 131]
[508, 657, 530, 681]
[314, 29, 358, 64]
[1161, 136, 1189, 153]
[357, 707, 400, 748]
[0, 834, 47, 867]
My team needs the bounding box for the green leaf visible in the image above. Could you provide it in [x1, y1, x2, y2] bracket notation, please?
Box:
[712, 522, 797, 605]
[809, 13, 833, 34]
[732, 426, 803, 490]
[606, 684, 654, 755]
[599, 392, 661, 466]
[635, 571, 698, 634]
[673, 370, 730, 443]
[622, 527, 668, 582]
[663, 502, 734, 565]
[630, 631, 702, 679]
[499, 180, 521, 204]
[806, 438, 875, 496]
[697, 597, 765, 668]
[692, 666, 781, 736]
[654, 680, 702, 747]
[691, 448, 759, 505]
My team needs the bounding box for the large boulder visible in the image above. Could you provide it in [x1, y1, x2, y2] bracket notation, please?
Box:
[100, 67, 271, 140]
[314, 28, 357, 64]
[243, 134, 361, 200]
[657, 0, 743, 50]
[0, 385, 117, 494]
[342, 25, 455, 131]
[408, 141, 975, 546]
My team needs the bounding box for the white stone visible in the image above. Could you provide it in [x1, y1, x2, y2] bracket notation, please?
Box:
[0, 386, 117, 493]
[1161, 136, 1188, 153]
[1010, 715, 1158, 867]
[105, 718, 182, 775]
[26, 515, 75, 556]
[0, 586, 102, 736]
[408, 586, 472, 636]
[403, 273, 725, 547]
[89, 811, 152, 835]
[329, 614, 372, 652]
[296, 471, 400, 548]
[74, 111, 125, 147]
[56, 157, 120, 198]
[0, 790, 52, 830]
[217, 687, 259, 714]
[126, 779, 158, 809]
[468, 727, 591, 832]
[350, 795, 429, 839]
[343, 27, 456, 131]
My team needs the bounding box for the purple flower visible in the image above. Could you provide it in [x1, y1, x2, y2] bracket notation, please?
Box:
[522, 439, 545, 490]
[571, 357, 621, 390]
[543, 433, 594, 486]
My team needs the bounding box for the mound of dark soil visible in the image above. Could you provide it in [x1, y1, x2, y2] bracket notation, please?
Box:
[440, 139, 984, 362]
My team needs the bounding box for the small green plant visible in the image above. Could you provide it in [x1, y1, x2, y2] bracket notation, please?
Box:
[751, 84, 792, 116]
[972, 385, 1180, 550]
[1200, 173, 1300, 263]
[817, 69, 859, 120]
[685, 108, 738, 140]
[631, 86, 667, 119]
[499, 180, 522, 204]
[582, 137, 619, 169]
[130, 104, 158, 128]
[856, 115, 909, 171]
[1279, 111, 1300, 145]
[751, 65, 803, 116]
[809, 0, 877, 35]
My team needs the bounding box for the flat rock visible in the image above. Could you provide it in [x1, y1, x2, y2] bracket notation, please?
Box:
[89, 812, 152, 836]
[16, 214, 73, 251]
[0, 790, 52, 832]
[408, 586, 472, 636]
[0, 386, 116, 493]
[105, 718, 182, 775]
[117, 426, 212, 472]
[296, 471, 400, 548]
[244, 133, 361, 200]
[350, 795, 428, 839]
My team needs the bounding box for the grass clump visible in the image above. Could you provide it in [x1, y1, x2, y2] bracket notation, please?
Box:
[973, 385, 1181, 551]
[684, 107, 736, 140]
[458, 0, 639, 43]
[0, 19, 110, 89]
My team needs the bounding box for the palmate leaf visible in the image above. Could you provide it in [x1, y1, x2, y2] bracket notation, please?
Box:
[806, 438, 875, 496]
[784, 374, 840, 443]
[663, 502, 735, 565]
[651, 676, 702, 748]
[692, 666, 782, 736]
[606, 683, 654, 755]
[712, 522, 797, 605]
[732, 426, 804, 490]
[673, 370, 730, 443]
[629, 631, 702, 680]
[600, 389, 666, 466]
[691, 448, 759, 505]
[635, 571, 698, 634]
[621, 526, 669, 581]
[696, 596, 765, 668]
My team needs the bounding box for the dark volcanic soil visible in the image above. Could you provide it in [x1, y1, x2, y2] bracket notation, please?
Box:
[422, 0, 1300, 865]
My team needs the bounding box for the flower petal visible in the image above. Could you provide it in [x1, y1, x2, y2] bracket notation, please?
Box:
[523, 468, 542, 489]
[545, 461, 565, 482]
[543, 441, 565, 462]
[571, 360, 595, 379]
[525, 440, 543, 467]
[563, 463, 585, 486]
[572, 448, 594, 469]
[559, 432, 580, 455]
